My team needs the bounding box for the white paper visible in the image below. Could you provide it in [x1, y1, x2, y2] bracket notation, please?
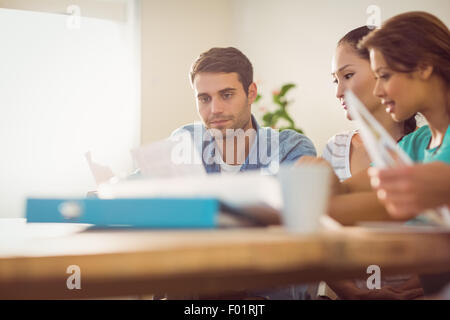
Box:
[85, 151, 115, 186]
[130, 134, 206, 179]
[345, 90, 412, 168]
[356, 221, 450, 233]
[98, 171, 283, 210]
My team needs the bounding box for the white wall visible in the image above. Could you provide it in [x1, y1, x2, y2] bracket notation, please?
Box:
[232, 0, 450, 154]
[141, 0, 234, 144]
[0, 2, 140, 218]
[2, 1, 449, 218]
[141, 0, 450, 153]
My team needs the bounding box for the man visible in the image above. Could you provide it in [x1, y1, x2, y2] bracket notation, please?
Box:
[170, 47, 316, 174]
[167, 47, 316, 300]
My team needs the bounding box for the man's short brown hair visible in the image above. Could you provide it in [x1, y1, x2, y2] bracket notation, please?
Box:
[190, 47, 254, 95]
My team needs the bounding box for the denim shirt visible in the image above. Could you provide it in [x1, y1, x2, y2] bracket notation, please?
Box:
[170, 114, 316, 174]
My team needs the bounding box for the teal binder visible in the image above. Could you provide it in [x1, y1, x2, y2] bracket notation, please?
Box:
[26, 198, 219, 229]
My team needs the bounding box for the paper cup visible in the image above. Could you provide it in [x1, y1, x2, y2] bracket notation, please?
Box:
[278, 164, 331, 233]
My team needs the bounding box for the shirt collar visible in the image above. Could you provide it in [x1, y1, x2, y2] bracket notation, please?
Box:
[203, 114, 261, 172]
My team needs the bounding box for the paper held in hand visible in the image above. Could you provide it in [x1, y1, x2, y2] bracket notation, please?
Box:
[344, 90, 450, 227]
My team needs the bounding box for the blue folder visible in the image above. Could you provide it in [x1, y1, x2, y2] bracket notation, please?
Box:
[26, 198, 219, 229]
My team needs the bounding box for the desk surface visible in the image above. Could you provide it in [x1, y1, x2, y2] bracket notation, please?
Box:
[1, 220, 450, 299]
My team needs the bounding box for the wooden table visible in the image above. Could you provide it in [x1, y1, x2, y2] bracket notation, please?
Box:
[1, 220, 449, 299]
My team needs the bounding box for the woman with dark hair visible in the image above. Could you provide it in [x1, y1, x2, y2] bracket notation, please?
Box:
[319, 26, 422, 300]
[359, 11, 450, 218]
[300, 11, 449, 298]
[361, 12, 450, 297]
[300, 11, 449, 226]
[325, 26, 417, 181]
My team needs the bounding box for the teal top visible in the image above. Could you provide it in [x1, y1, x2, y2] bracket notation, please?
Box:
[398, 125, 450, 164]
[398, 124, 450, 227]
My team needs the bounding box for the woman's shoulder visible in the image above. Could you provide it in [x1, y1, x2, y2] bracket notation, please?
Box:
[325, 130, 357, 146]
[399, 125, 431, 146]
[322, 130, 356, 160]
[398, 125, 431, 161]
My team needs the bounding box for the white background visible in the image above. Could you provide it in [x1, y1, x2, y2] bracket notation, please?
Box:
[1, 0, 449, 218]
[0, 2, 140, 218]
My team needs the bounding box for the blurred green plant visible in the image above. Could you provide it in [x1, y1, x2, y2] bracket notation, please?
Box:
[254, 83, 304, 134]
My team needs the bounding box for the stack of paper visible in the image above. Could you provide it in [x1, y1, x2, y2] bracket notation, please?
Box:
[98, 171, 283, 210]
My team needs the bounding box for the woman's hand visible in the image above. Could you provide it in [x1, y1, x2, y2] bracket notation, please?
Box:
[368, 162, 450, 220]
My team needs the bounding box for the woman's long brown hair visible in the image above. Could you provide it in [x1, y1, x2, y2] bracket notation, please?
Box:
[360, 11, 450, 86]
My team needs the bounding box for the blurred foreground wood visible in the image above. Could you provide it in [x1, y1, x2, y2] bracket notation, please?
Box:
[1, 224, 449, 299]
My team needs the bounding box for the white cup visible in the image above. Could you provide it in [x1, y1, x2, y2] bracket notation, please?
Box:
[278, 164, 331, 233]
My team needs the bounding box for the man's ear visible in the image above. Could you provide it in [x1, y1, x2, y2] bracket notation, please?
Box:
[418, 64, 433, 80]
[247, 82, 258, 104]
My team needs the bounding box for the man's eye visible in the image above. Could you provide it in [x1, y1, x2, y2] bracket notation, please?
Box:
[199, 96, 211, 103]
[380, 74, 391, 80]
[222, 93, 233, 99]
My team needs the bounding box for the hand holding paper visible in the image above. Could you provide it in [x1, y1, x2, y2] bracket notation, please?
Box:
[368, 164, 450, 224]
[345, 90, 450, 227]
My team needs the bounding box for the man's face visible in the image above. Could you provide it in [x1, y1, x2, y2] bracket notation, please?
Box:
[193, 72, 256, 136]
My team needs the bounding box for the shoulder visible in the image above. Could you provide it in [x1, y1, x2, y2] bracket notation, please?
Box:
[277, 129, 317, 162]
[424, 125, 450, 163]
[322, 131, 355, 157]
[328, 130, 356, 141]
[278, 129, 316, 149]
[170, 122, 203, 138]
[277, 128, 309, 141]
[398, 125, 431, 162]
[398, 125, 430, 149]
[441, 125, 450, 154]
[324, 130, 355, 148]
[401, 125, 430, 141]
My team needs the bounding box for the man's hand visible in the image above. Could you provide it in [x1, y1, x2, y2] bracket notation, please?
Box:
[329, 276, 424, 300]
[368, 162, 450, 220]
[355, 286, 424, 300]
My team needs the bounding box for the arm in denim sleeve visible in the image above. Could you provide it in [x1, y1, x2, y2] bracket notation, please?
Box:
[170, 125, 193, 139]
[279, 129, 317, 164]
